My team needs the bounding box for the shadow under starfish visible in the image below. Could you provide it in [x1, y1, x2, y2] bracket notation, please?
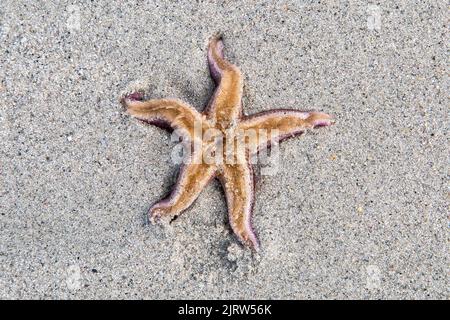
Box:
[121, 35, 333, 251]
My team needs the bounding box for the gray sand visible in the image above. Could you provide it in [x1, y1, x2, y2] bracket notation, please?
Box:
[0, 1, 448, 299]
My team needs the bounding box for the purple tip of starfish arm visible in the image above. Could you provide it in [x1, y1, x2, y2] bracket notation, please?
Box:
[310, 112, 334, 128]
[247, 229, 260, 251]
[207, 35, 225, 83]
[125, 92, 144, 101]
[147, 196, 175, 225]
[120, 91, 144, 108]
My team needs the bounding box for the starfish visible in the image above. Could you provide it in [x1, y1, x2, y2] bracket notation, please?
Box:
[121, 35, 332, 250]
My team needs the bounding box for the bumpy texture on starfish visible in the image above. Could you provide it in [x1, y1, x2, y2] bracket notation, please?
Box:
[121, 35, 332, 250]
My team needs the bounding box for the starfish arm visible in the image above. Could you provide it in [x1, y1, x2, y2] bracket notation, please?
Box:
[122, 93, 203, 141]
[149, 151, 217, 223]
[205, 36, 243, 128]
[238, 109, 333, 153]
[218, 161, 259, 250]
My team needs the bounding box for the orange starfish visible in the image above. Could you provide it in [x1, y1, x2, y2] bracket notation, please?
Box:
[121, 35, 332, 250]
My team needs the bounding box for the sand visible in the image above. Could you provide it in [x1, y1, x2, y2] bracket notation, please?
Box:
[0, 0, 448, 299]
